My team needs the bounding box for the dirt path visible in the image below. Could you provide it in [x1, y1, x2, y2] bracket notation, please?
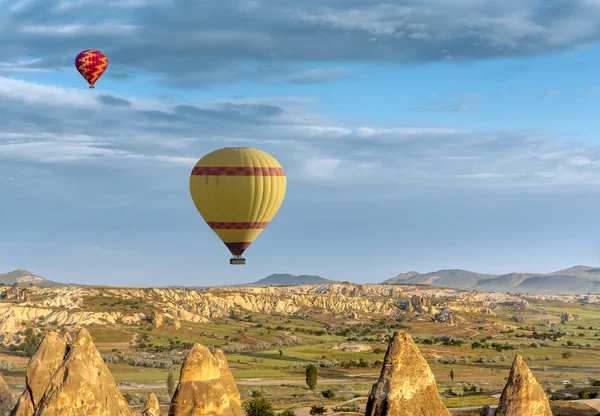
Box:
[448, 399, 600, 413]
[118, 378, 353, 390]
[291, 397, 363, 416]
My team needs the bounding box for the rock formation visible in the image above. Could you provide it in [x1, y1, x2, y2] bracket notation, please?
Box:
[410, 295, 423, 311]
[151, 311, 164, 329]
[365, 331, 451, 416]
[0, 375, 13, 416]
[11, 331, 67, 416]
[142, 393, 160, 416]
[480, 405, 494, 416]
[34, 328, 134, 416]
[560, 311, 575, 323]
[495, 355, 552, 416]
[168, 344, 242, 416]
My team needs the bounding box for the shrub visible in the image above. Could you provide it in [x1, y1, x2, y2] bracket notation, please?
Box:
[243, 395, 275, 416]
[321, 389, 335, 399]
[309, 405, 326, 415]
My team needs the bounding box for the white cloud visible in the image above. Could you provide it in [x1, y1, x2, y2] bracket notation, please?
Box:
[302, 157, 342, 180]
[1, 77, 600, 194]
[3, 0, 600, 86]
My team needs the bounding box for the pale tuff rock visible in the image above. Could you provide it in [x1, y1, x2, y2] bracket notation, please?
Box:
[0, 311, 23, 334]
[365, 331, 451, 416]
[168, 344, 242, 416]
[560, 311, 576, 323]
[142, 393, 161, 416]
[174, 319, 181, 331]
[213, 349, 242, 412]
[0, 375, 13, 416]
[11, 331, 67, 416]
[1, 284, 534, 333]
[495, 355, 552, 416]
[151, 311, 164, 329]
[332, 343, 372, 352]
[410, 295, 429, 311]
[33, 328, 134, 416]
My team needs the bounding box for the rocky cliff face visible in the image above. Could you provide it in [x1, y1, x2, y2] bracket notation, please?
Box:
[365, 331, 450, 416]
[33, 328, 134, 416]
[11, 331, 67, 416]
[0, 283, 537, 344]
[495, 355, 552, 416]
[0, 375, 12, 416]
[168, 344, 242, 416]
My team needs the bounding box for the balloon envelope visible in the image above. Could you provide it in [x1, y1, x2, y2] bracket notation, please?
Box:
[189, 147, 287, 259]
[75, 50, 108, 88]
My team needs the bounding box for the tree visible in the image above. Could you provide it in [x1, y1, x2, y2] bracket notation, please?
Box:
[20, 328, 43, 357]
[449, 369, 455, 382]
[305, 364, 318, 391]
[243, 395, 276, 416]
[562, 351, 573, 359]
[279, 349, 283, 356]
[309, 405, 326, 415]
[167, 371, 175, 397]
[279, 410, 296, 416]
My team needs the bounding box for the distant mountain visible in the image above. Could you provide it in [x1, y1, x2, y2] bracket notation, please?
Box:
[242, 273, 338, 287]
[384, 265, 600, 294]
[0, 269, 65, 287]
[384, 269, 497, 289]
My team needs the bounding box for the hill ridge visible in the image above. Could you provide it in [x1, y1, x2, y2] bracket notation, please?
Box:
[384, 265, 600, 294]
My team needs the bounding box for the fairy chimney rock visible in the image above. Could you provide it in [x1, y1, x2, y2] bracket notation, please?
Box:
[495, 355, 552, 416]
[11, 331, 67, 416]
[168, 344, 242, 416]
[365, 331, 451, 416]
[33, 328, 134, 416]
[142, 393, 161, 416]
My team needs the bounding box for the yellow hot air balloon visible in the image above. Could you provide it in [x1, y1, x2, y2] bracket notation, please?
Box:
[189, 147, 287, 265]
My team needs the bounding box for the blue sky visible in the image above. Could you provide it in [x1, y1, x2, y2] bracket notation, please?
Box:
[1, 0, 600, 286]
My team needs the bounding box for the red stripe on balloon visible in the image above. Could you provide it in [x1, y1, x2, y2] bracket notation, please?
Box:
[207, 222, 269, 230]
[191, 167, 285, 176]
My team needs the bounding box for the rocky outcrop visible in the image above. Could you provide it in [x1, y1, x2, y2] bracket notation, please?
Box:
[168, 344, 242, 416]
[365, 331, 451, 416]
[332, 343, 372, 352]
[151, 311, 164, 329]
[34, 328, 134, 416]
[495, 355, 552, 416]
[11, 331, 67, 416]
[480, 405, 494, 416]
[142, 393, 160, 416]
[560, 312, 576, 323]
[0, 375, 13, 416]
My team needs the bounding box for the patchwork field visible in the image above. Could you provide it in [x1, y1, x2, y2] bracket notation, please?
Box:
[1, 283, 600, 414]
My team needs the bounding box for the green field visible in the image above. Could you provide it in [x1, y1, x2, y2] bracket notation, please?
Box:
[3, 288, 600, 414]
